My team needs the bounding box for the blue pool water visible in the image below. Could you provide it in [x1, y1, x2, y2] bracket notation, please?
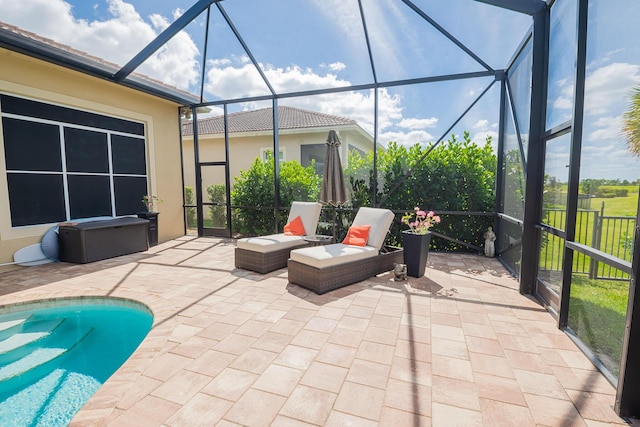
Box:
[0, 298, 152, 426]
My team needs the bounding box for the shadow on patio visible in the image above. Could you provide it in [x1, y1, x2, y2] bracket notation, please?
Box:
[0, 236, 629, 426]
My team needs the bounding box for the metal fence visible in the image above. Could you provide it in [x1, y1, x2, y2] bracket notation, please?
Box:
[542, 207, 635, 280]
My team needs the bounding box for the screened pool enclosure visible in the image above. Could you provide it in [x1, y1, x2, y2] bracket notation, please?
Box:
[2, 0, 640, 418]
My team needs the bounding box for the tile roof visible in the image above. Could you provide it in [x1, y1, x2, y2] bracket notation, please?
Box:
[182, 106, 357, 136]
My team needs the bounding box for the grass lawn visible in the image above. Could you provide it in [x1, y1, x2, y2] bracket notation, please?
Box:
[568, 273, 629, 376]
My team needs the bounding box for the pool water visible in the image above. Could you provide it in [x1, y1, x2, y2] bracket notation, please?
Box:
[0, 299, 152, 426]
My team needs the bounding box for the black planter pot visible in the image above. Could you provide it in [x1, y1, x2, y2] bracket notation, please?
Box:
[402, 231, 432, 278]
[137, 211, 159, 247]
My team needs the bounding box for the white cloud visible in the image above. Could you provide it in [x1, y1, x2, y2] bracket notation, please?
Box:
[397, 117, 438, 129]
[204, 60, 404, 137]
[380, 130, 435, 146]
[584, 62, 640, 116]
[327, 62, 346, 72]
[587, 115, 623, 142]
[473, 119, 489, 130]
[0, 0, 200, 90]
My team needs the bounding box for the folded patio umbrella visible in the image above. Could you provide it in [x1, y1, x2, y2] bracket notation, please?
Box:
[319, 130, 348, 206]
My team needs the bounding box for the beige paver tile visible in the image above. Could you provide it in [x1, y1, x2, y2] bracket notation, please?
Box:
[465, 335, 504, 357]
[346, 358, 391, 389]
[165, 393, 233, 427]
[496, 333, 539, 354]
[233, 319, 273, 337]
[432, 354, 474, 382]
[2, 243, 624, 427]
[431, 337, 469, 360]
[283, 307, 317, 322]
[334, 381, 385, 421]
[142, 352, 191, 382]
[431, 312, 462, 327]
[432, 375, 480, 411]
[290, 329, 329, 350]
[328, 326, 365, 346]
[460, 322, 498, 340]
[524, 393, 587, 427]
[514, 369, 570, 400]
[273, 345, 318, 370]
[115, 375, 163, 410]
[251, 330, 293, 353]
[213, 333, 257, 355]
[468, 352, 515, 378]
[566, 390, 624, 424]
[363, 325, 398, 346]
[201, 367, 258, 401]
[169, 335, 218, 359]
[378, 406, 431, 427]
[355, 340, 395, 365]
[504, 348, 553, 374]
[325, 411, 379, 427]
[253, 364, 304, 396]
[112, 395, 180, 427]
[300, 361, 348, 393]
[370, 313, 401, 331]
[551, 365, 616, 395]
[150, 370, 212, 405]
[337, 315, 370, 331]
[279, 385, 337, 425]
[474, 372, 527, 406]
[270, 318, 306, 336]
[316, 342, 357, 368]
[186, 349, 236, 377]
[229, 347, 278, 374]
[394, 338, 431, 362]
[390, 356, 432, 386]
[383, 377, 431, 416]
[223, 389, 286, 427]
[431, 402, 483, 427]
[304, 316, 339, 333]
[479, 398, 536, 427]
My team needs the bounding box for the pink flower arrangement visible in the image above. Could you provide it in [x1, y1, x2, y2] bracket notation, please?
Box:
[401, 206, 441, 234]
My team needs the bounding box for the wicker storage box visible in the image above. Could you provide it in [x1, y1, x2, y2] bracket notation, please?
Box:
[59, 217, 149, 263]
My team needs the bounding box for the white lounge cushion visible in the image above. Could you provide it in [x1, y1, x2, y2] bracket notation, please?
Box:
[351, 207, 394, 250]
[290, 243, 377, 269]
[288, 202, 322, 236]
[237, 234, 305, 253]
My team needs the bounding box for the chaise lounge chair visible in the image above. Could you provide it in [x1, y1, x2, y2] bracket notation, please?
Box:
[235, 202, 322, 274]
[287, 207, 403, 294]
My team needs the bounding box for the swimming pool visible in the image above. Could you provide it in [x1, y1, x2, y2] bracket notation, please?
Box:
[0, 297, 153, 426]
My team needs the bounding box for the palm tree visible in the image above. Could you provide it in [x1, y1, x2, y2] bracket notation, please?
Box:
[623, 85, 640, 157]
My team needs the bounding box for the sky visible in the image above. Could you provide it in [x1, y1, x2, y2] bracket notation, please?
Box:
[0, 0, 639, 181]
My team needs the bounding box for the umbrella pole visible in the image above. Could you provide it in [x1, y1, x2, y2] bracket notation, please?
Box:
[332, 207, 337, 241]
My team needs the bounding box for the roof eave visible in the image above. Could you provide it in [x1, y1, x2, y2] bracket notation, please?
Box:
[0, 27, 198, 106]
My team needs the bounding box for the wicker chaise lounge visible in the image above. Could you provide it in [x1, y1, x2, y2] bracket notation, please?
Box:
[288, 207, 403, 294]
[235, 202, 322, 274]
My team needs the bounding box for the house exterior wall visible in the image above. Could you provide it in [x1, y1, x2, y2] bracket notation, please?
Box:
[182, 127, 373, 196]
[0, 48, 185, 268]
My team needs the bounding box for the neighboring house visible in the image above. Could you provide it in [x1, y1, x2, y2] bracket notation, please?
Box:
[0, 22, 191, 268]
[181, 106, 374, 192]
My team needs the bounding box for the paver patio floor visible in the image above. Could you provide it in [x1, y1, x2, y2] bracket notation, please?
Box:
[0, 236, 631, 426]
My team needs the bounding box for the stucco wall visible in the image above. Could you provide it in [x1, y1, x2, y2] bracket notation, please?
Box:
[0, 48, 185, 268]
[182, 128, 373, 194]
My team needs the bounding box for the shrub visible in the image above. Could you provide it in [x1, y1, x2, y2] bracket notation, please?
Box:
[345, 132, 496, 250]
[231, 152, 321, 236]
[206, 184, 227, 227]
[184, 186, 196, 227]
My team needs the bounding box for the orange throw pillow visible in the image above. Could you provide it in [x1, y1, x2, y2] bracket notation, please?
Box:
[284, 215, 306, 236]
[342, 225, 370, 246]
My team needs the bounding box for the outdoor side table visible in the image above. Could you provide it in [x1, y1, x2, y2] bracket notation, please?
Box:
[303, 235, 334, 246]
